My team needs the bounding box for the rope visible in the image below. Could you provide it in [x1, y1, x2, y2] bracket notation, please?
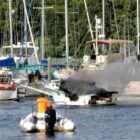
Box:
[19, 0, 33, 65]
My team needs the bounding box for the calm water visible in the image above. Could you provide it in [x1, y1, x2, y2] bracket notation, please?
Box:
[0, 97, 140, 140]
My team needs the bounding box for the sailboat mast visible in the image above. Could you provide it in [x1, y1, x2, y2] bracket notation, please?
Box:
[41, 0, 45, 60]
[102, 0, 105, 39]
[9, 0, 13, 57]
[22, 0, 39, 64]
[84, 0, 93, 40]
[137, 0, 140, 55]
[24, 0, 28, 59]
[95, 15, 99, 56]
[84, 0, 95, 50]
[65, 0, 69, 68]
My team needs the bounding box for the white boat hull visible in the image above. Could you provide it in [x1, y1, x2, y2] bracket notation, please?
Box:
[53, 68, 74, 80]
[0, 88, 18, 100]
[46, 88, 117, 106]
[19, 112, 75, 133]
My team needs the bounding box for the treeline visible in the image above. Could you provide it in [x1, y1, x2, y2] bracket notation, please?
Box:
[0, 0, 137, 58]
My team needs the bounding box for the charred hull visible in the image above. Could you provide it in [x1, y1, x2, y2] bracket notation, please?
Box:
[59, 79, 118, 103]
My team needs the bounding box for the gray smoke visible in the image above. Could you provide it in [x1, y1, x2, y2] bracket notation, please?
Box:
[71, 62, 140, 94]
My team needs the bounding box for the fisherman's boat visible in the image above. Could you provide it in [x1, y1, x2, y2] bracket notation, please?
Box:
[19, 112, 75, 133]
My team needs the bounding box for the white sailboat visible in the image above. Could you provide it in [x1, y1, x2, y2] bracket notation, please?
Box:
[72, 1, 140, 95]
[0, 42, 39, 65]
[0, 0, 39, 66]
[81, 0, 138, 70]
[53, 0, 75, 80]
[0, 1, 18, 100]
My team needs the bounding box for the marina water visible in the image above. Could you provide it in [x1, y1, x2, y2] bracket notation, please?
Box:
[0, 96, 140, 140]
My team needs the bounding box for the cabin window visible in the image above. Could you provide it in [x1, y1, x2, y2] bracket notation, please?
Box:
[13, 48, 19, 56]
[27, 48, 34, 56]
[3, 48, 11, 56]
[2, 47, 36, 57]
[29, 42, 33, 46]
[98, 44, 120, 55]
[13, 48, 34, 57]
[0, 75, 11, 83]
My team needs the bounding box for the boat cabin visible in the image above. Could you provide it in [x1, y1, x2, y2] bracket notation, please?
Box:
[83, 39, 137, 66]
[1, 42, 39, 58]
[0, 69, 12, 83]
[0, 75, 11, 83]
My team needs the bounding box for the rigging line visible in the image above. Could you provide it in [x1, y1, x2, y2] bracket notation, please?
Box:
[31, 0, 39, 25]
[126, 0, 131, 40]
[84, 0, 95, 50]
[72, 1, 77, 56]
[73, 16, 95, 58]
[73, 29, 89, 58]
[19, 0, 32, 64]
[54, 0, 57, 56]
[111, 0, 120, 39]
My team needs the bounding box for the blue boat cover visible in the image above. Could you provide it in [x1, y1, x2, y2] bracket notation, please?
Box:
[40, 59, 48, 66]
[51, 64, 65, 68]
[40, 59, 65, 68]
[0, 57, 16, 67]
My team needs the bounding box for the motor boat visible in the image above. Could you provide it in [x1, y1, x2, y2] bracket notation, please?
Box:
[45, 79, 118, 106]
[47, 88, 118, 106]
[19, 112, 75, 133]
[0, 68, 18, 100]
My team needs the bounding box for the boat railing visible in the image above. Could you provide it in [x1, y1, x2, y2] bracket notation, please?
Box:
[54, 101, 68, 118]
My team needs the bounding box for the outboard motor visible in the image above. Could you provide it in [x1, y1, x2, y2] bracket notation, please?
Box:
[45, 107, 56, 136]
[137, 54, 140, 61]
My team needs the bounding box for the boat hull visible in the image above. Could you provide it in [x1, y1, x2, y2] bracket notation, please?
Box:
[19, 113, 75, 133]
[0, 88, 18, 100]
[49, 89, 118, 106]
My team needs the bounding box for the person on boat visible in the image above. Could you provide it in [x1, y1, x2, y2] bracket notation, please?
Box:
[34, 70, 42, 80]
[28, 71, 34, 84]
[36, 93, 51, 113]
[45, 105, 56, 136]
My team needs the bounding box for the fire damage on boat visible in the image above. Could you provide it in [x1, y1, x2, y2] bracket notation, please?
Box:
[59, 78, 118, 105]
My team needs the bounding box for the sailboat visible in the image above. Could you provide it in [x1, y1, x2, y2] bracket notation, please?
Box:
[66, 0, 140, 95]
[0, 42, 39, 66]
[0, 1, 18, 100]
[53, 0, 76, 80]
[54, 0, 140, 96]
[0, 0, 39, 67]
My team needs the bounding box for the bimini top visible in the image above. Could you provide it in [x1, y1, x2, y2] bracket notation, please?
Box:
[86, 39, 134, 45]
